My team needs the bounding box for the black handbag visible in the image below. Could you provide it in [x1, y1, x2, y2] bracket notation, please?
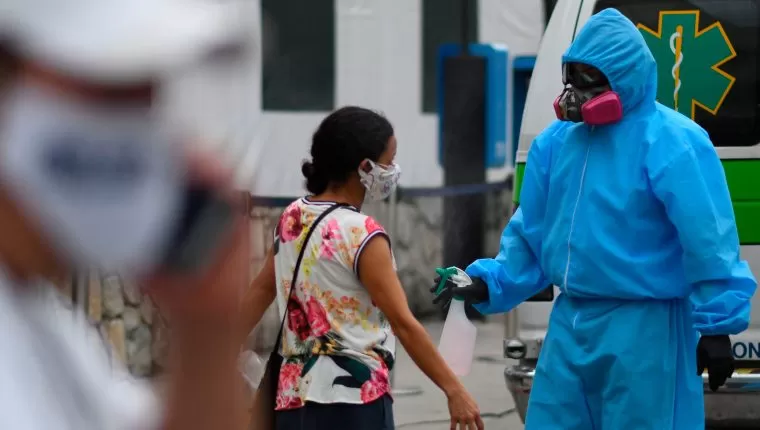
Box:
[250, 203, 348, 429]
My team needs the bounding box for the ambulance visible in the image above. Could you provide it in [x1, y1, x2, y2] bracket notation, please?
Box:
[504, 0, 760, 427]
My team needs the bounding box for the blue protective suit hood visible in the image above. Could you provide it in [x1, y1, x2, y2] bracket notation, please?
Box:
[563, 8, 657, 113]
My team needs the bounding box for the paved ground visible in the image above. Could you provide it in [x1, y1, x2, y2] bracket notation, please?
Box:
[391, 316, 524, 429]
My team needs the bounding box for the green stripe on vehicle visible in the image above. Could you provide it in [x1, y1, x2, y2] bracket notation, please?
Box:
[724, 160, 760, 201]
[513, 162, 526, 205]
[725, 160, 760, 244]
[512, 159, 760, 245]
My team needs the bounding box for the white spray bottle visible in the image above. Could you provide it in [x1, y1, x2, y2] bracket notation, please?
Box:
[435, 267, 478, 376]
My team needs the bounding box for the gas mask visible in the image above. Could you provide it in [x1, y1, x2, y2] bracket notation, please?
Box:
[553, 63, 623, 126]
[0, 82, 233, 276]
[358, 160, 401, 201]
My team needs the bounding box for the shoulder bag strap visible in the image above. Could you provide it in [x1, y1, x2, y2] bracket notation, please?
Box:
[272, 203, 349, 353]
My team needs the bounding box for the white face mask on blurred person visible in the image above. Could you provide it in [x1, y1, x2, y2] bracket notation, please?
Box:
[0, 81, 184, 275]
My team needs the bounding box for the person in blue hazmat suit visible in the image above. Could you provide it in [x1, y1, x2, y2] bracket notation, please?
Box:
[432, 8, 757, 430]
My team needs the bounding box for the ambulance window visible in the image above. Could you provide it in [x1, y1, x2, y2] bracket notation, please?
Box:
[261, 0, 335, 111]
[422, 0, 479, 113]
[594, 0, 760, 147]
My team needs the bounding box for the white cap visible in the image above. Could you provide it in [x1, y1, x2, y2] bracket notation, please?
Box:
[1, 0, 248, 84]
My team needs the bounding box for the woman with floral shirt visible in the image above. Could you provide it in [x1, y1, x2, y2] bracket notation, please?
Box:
[242, 107, 484, 430]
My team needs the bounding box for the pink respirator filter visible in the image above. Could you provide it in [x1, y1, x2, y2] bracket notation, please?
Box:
[582, 91, 623, 125]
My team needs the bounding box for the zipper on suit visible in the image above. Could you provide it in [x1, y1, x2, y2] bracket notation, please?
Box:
[562, 143, 591, 297]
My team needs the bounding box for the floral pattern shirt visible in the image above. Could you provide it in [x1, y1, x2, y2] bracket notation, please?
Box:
[273, 198, 396, 410]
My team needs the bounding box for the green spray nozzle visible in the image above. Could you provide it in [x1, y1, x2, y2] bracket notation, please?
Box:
[435, 266, 474, 301]
[434, 267, 459, 295]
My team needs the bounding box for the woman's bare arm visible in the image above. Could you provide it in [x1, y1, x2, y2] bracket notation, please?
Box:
[240, 249, 277, 339]
[358, 236, 463, 397]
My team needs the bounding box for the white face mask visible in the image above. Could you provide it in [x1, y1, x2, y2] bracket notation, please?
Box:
[0, 83, 184, 275]
[358, 160, 401, 201]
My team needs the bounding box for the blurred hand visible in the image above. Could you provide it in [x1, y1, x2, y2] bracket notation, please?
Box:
[141, 148, 249, 331]
[446, 386, 485, 430]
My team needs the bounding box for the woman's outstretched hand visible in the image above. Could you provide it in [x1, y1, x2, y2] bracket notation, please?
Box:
[446, 385, 485, 430]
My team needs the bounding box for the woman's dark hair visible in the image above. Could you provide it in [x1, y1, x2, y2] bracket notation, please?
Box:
[302, 106, 394, 195]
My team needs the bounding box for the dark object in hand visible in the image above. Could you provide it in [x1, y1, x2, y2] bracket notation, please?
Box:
[430, 276, 489, 307]
[159, 185, 235, 274]
[697, 334, 735, 392]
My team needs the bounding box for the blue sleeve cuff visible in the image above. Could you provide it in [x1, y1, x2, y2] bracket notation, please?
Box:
[465, 258, 546, 314]
[691, 261, 756, 335]
[465, 260, 503, 315]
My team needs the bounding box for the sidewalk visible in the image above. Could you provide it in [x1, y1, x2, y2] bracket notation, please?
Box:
[391, 317, 524, 429]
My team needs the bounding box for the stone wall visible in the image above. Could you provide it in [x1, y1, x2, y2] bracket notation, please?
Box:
[83, 272, 163, 377]
[75, 187, 513, 375]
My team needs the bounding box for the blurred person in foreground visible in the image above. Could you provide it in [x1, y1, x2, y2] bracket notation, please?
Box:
[432, 8, 756, 430]
[0, 1, 255, 429]
[241, 107, 484, 430]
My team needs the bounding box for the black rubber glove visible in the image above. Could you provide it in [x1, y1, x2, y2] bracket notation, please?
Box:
[697, 335, 734, 392]
[430, 275, 489, 307]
